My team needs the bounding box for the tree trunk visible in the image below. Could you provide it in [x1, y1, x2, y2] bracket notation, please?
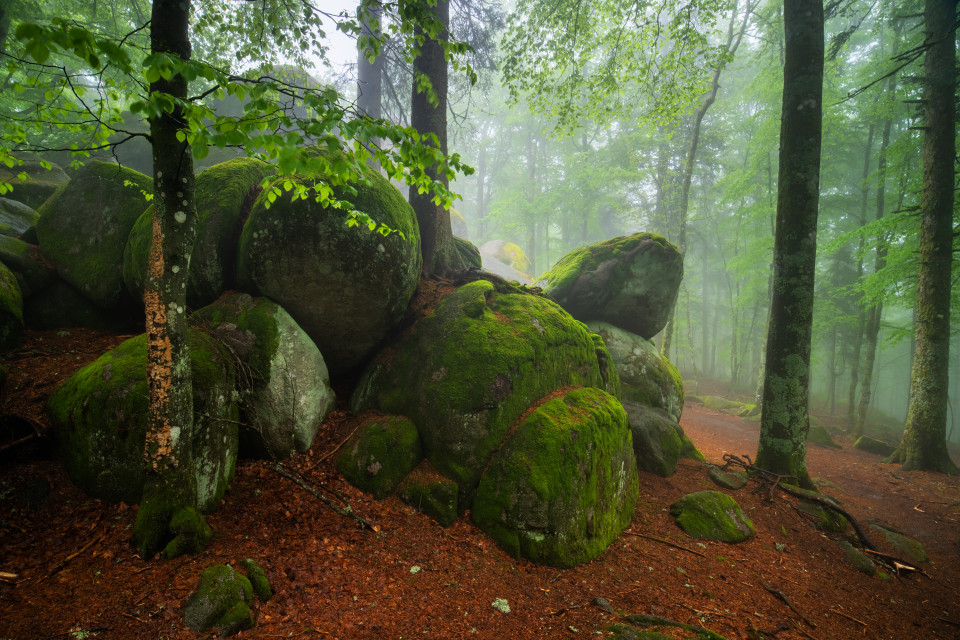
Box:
[357, 0, 383, 120]
[887, 0, 958, 473]
[409, 0, 464, 278]
[132, 0, 202, 558]
[755, 0, 824, 488]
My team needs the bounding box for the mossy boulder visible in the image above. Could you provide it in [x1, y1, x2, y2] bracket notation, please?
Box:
[701, 396, 746, 414]
[47, 329, 239, 512]
[237, 165, 420, 375]
[0, 235, 57, 297]
[0, 159, 70, 209]
[0, 261, 24, 352]
[537, 233, 682, 339]
[454, 236, 482, 270]
[837, 540, 877, 576]
[808, 424, 841, 448]
[192, 293, 335, 459]
[0, 198, 40, 237]
[24, 280, 138, 331]
[853, 435, 896, 457]
[240, 558, 272, 602]
[36, 160, 152, 311]
[623, 402, 683, 477]
[336, 414, 422, 499]
[707, 466, 748, 490]
[472, 387, 639, 567]
[397, 461, 459, 527]
[589, 322, 684, 422]
[670, 491, 754, 543]
[351, 279, 621, 502]
[124, 158, 275, 308]
[182, 564, 255, 635]
[870, 524, 928, 564]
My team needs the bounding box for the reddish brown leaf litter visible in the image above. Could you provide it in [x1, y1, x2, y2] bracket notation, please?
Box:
[2, 329, 960, 639]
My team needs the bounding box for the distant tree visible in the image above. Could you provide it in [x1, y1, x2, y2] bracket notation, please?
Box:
[754, 0, 824, 488]
[886, 0, 958, 473]
[357, 0, 384, 119]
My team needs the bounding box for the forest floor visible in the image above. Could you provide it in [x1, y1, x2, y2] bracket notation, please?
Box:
[1, 329, 960, 640]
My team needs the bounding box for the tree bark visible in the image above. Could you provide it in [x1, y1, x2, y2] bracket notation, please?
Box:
[357, 0, 383, 119]
[755, 0, 824, 488]
[132, 0, 201, 558]
[409, 0, 464, 278]
[888, 0, 958, 473]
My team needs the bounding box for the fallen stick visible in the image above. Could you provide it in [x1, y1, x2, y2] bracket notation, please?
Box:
[0, 571, 18, 581]
[829, 608, 867, 627]
[37, 534, 103, 583]
[623, 531, 707, 558]
[761, 581, 817, 629]
[273, 463, 375, 531]
[622, 613, 731, 640]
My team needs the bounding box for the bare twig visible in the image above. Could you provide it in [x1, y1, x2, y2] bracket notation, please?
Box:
[761, 581, 817, 630]
[273, 463, 375, 531]
[623, 531, 707, 558]
[829, 608, 867, 627]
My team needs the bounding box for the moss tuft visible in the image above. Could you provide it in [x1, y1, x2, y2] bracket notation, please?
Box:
[669, 491, 754, 543]
[336, 415, 423, 499]
[0, 261, 24, 352]
[240, 558, 273, 602]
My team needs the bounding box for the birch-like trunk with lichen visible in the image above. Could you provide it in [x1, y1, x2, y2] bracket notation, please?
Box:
[131, 0, 201, 557]
[754, 0, 823, 488]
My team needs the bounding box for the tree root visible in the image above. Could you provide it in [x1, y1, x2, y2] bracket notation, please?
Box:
[273, 463, 376, 531]
[622, 613, 732, 640]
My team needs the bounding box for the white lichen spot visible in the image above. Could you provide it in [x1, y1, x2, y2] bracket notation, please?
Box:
[491, 598, 511, 614]
[177, 305, 184, 314]
[170, 426, 180, 447]
[172, 265, 180, 274]
[174, 210, 187, 224]
[378, 244, 385, 253]
[182, 200, 188, 206]
[177, 191, 183, 198]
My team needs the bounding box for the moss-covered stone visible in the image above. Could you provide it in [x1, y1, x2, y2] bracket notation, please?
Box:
[351, 280, 621, 503]
[537, 233, 682, 339]
[472, 387, 638, 567]
[192, 293, 335, 459]
[237, 158, 421, 375]
[24, 280, 139, 331]
[336, 415, 422, 499]
[124, 158, 275, 308]
[454, 236, 482, 270]
[707, 466, 748, 490]
[0, 261, 24, 352]
[807, 424, 841, 448]
[182, 564, 255, 635]
[603, 625, 678, 640]
[0, 234, 57, 297]
[397, 460, 459, 527]
[591, 322, 684, 421]
[623, 402, 683, 477]
[837, 540, 877, 576]
[870, 524, 928, 563]
[162, 507, 214, 559]
[47, 329, 239, 512]
[796, 500, 848, 532]
[0, 159, 70, 209]
[35, 161, 151, 311]
[0, 198, 40, 237]
[853, 436, 896, 457]
[670, 491, 754, 543]
[240, 558, 272, 602]
[701, 396, 746, 414]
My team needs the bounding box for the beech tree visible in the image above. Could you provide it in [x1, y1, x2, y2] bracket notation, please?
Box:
[886, 0, 958, 473]
[754, 0, 824, 488]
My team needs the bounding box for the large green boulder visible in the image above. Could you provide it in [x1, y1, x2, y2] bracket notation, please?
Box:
[351, 279, 621, 502]
[124, 158, 275, 308]
[623, 402, 701, 477]
[0, 235, 57, 297]
[589, 322, 684, 422]
[0, 198, 40, 237]
[0, 159, 70, 209]
[0, 261, 24, 352]
[472, 387, 638, 567]
[237, 164, 421, 375]
[192, 293, 335, 458]
[537, 233, 683, 339]
[669, 491, 754, 543]
[47, 329, 239, 512]
[36, 161, 152, 311]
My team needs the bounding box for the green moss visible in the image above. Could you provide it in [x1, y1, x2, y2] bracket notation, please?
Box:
[669, 491, 754, 543]
[538, 233, 671, 290]
[336, 415, 423, 499]
[47, 329, 238, 511]
[870, 524, 928, 563]
[36, 160, 152, 310]
[351, 281, 620, 502]
[0, 261, 24, 352]
[454, 236, 482, 270]
[807, 424, 841, 448]
[161, 507, 214, 559]
[837, 540, 876, 576]
[240, 558, 272, 602]
[707, 467, 748, 490]
[853, 436, 896, 457]
[397, 461, 460, 527]
[0, 234, 57, 296]
[471, 387, 638, 567]
[182, 564, 255, 634]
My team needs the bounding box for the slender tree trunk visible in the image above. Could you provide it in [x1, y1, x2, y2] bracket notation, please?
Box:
[410, 0, 464, 278]
[132, 0, 202, 558]
[847, 124, 875, 424]
[888, 0, 958, 473]
[356, 0, 383, 120]
[755, 0, 824, 488]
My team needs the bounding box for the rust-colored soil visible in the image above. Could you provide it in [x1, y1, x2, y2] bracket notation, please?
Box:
[2, 329, 959, 639]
